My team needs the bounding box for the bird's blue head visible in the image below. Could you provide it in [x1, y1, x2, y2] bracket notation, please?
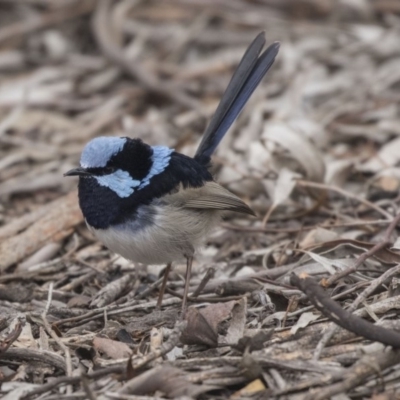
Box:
[65, 136, 173, 198]
[64, 136, 174, 229]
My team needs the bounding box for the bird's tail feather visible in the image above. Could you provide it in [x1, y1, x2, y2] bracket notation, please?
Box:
[194, 32, 279, 164]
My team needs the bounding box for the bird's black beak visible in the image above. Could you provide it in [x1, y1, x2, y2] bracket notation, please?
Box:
[64, 167, 92, 177]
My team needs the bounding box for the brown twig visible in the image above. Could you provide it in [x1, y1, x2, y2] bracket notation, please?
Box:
[0, 348, 67, 373]
[314, 263, 400, 360]
[324, 212, 400, 287]
[126, 320, 186, 374]
[0, 191, 83, 271]
[20, 321, 186, 399]
[54, 297, 182, 328]
[81, 375, 98, 400]
[304, 348, 400, 400]
[20, 364, 125, 400]
[291, 273, 400, 348]
[296, 180, 393, 220]
[41, 283, 73, 394]
[222, 219, 389, 234]
[0, 318, 24, 353]
[192, 267, 215, 297]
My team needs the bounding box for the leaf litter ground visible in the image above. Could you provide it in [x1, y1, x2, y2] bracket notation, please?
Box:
[1, 1, 400, 399]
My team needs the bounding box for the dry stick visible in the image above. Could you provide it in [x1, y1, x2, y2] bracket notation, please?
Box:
[287, 281, 369, 319]
[325, 212, 400, 287]
[0, 191, 83, 271]
[20, 320, 186, 400]
[316, 236, 400, 353]
[0, 319, 10, 332]
[314, 262, 400, 360]
[92, 0, 200, 111]
[20, 365, 125, 400]
[0, 318, 24, 352]
[156, 263, 172, 308]
[165, 287, 242, 303]
[305, 348, 400, 400]
[0, 207, 47, 240]
[104, 393, 167, 400]
[192, 268, 215, 297]
[273, 346, 400, 398]
[296, 180, 393, 220]
[223, 219, 388, 234]
[81, 375, 97, 400]
[271, 363, 345, 397]
[54, 297, 182, 328]
[41, 283, 73, 394]
[135, 276, 165, 300]
[0, 348, 66, 372]
[290, 273, 400, 348]
[126, 320, 186, 373]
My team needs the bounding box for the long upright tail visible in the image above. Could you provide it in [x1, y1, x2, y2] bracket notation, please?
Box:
[194, 32, 279, 164]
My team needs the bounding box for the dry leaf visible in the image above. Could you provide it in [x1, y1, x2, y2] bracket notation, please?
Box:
[231, 378, 266, 398]
[262, 120, 325, 183]
[119, 365, 217, 398]
[181, 300, 240, 347]
[300, 227, 341, 248]
[93, 337, 132, 359]
[359, 136, 400, 173]
[290, 312, 320, 334]
[180, 307, 218, 347]
[300, 250, 340, 275]
[225, 297, 247, 345]
[90, 273, 135, 308]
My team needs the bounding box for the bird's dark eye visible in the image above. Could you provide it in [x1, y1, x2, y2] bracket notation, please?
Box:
[86, 166, 116, 176]
[103, 167, 116, 175]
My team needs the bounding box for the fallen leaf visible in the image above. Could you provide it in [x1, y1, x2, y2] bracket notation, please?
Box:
[119, 365, 217, 398]
[262, 168, 299, 225]
[231, 378, 266, 398]
[93, 337, 132, 359]
[181, 300, 240, 347]
[180, 307, 218, 347]
[299, 227, 341, 248]
[290, 311, 320, 334]
[262, 120, 325, 183]
[359, 136, 400, 173]
[300, 250, 339, 275]
[90, 273, 135, 308]
[225, 297, 247, 345]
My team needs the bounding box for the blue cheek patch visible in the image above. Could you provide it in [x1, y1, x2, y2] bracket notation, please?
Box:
[95, 169, 140, 198]
[139, 146, 173, 189]
[93, 146, 173, 198]
[81, 137, 126, 168]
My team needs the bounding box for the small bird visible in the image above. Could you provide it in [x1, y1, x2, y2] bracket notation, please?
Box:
[65, 32, 279, 314]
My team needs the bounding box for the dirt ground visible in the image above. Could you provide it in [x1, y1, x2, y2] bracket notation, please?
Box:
[1, 1, 400, 399]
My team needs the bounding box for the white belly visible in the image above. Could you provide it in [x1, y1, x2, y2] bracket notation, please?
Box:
[88, 204, 220, 265]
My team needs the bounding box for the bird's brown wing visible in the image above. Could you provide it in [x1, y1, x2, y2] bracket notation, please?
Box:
[179, 181, 255, 216]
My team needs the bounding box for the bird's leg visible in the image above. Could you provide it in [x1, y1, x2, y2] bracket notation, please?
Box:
[157, 263, 172, 309]
[181, 256, 193, 317]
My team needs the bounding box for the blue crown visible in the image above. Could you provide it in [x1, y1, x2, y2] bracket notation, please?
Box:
[80, 137, 126, 168]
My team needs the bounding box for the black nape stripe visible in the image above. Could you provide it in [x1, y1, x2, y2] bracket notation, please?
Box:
[108, 138, 154, 181]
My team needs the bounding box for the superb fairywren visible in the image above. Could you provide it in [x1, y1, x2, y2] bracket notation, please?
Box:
[65, 33, 279, 314]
